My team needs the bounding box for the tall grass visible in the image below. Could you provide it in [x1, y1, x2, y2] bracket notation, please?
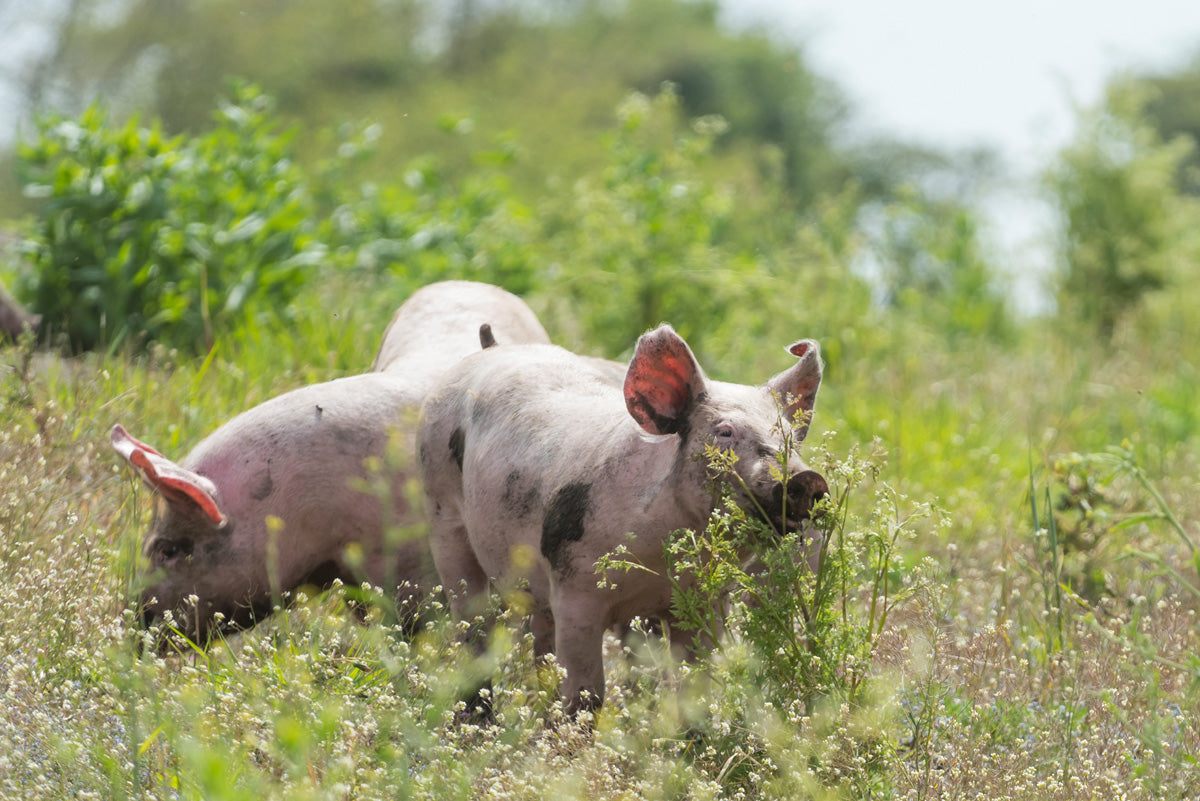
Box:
[1, 282, 1198, 799]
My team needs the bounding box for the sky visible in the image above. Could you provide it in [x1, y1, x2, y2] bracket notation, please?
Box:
[724, 0, 1200, 310]
[729, 0, 1200, 166]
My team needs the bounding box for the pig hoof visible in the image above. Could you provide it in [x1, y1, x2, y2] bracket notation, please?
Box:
[563, 689, 603, 720]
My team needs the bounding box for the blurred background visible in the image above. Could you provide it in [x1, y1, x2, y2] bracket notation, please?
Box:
[3, 0, 1200, 431]
[5, 0, 1200, 346]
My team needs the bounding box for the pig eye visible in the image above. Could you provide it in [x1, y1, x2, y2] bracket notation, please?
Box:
[156, 539, 193, 564]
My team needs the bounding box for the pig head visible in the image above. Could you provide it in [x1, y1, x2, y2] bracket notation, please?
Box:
[113, 280, 550, 647]
[418, 324, 828, 716]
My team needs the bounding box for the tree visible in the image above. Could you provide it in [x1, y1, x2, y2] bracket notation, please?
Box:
[1138, 55, 1200, 195]
[1044, 82, 1199, 340]
[9, 0, 854, 216]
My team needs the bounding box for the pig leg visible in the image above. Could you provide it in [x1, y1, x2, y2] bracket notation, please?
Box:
[552, 589, 608, 717]
[530, 602, 556, 659]
[429, 513, 497, 721]
[428, 509, 491, 630]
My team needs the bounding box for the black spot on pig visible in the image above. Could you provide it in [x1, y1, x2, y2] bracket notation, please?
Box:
[501, 470, 539, 518]
[540, 482, 591, 572]
[250, 466, 274, 501]
[448, 428, 466, 471]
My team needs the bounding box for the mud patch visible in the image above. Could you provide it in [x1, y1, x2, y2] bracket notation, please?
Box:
[501, 470, 540, 518]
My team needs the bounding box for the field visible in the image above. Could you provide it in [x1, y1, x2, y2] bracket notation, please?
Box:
[1, 65, 1199, 799]
[1, 255, 1198, 800]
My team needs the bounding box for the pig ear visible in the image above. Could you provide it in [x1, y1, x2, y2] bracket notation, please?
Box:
[624, 325, 707, 436]
[110, 424, 228, 528]
[767, 340, 823, 438]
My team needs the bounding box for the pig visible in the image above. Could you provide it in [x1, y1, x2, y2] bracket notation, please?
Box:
[371, 281, 547, 373]
[112, 280, 550, 647]
[418, 324, 829, 716]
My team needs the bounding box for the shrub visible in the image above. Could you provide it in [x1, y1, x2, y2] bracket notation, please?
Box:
[16, 83, 324, 354]
[597, 420, 935, 796]
[537, 88, 747, 356]
[1044, 81, 1200, 341]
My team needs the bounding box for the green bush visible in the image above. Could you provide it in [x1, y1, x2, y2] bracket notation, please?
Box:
[327, 143, 540, 299]
[17, 83, 324, 354]
[595, 426, 935, 797]
[538, 89, 746, 356]
[1044, 81, 1200, 341]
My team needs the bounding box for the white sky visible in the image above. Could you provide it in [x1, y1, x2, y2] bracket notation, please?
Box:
[728, 0, 1200, 168]
[726, 1, 1200, 310]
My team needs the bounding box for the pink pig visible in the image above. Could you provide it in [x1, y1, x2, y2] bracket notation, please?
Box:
[418, 324, 828, 715]
[113, 281, 549, 645]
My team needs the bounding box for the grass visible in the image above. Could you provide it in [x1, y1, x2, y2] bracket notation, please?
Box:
[1, 281, 1199, 800]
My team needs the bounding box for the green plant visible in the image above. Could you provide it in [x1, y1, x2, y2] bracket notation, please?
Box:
[326, 143, 539, 297]
[871, 186, 1013, 345]
[1053, 445, 1200, 600]
[539, 88, 750, 356]
[17, 82, 324, 354]
[1044, 80, 1200, 341]
[598, 418, 933, 796]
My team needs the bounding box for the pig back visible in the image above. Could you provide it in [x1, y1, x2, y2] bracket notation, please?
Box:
[371, 281, 549, 376]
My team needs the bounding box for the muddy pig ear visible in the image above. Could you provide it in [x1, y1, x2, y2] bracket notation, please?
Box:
[110, 424, 228, 528]
[767, 340, 823, 439]
[624, 324, 708, 436]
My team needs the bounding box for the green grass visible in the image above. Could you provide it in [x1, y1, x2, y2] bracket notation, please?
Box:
[2, 280, 1198, 800]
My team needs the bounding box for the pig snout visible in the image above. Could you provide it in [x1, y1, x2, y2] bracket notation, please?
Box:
[762, 469, 829, 534]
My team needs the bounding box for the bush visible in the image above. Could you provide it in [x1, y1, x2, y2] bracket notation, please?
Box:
[326, 143, 540, 299]
[597, 426, 935, 797]
[16, 83, 324, 354]
[1043, 81, 1200, 341]
[538, 89, 745, 356]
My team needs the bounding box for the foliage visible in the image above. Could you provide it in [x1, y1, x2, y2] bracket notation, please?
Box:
[5, 0, 855, 219]
[869, 186, 1013, 344]
[659, 439, 927, 796]
[1043, 81, 1200, 341]
[539, 88, 744, 355]
[1138, 54, 1200, 196]
[16, 83, 323, 354]
[1052, 445, 1200, 601]
[326, 141, 540, 300]
[1, 39, 1200, 800]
